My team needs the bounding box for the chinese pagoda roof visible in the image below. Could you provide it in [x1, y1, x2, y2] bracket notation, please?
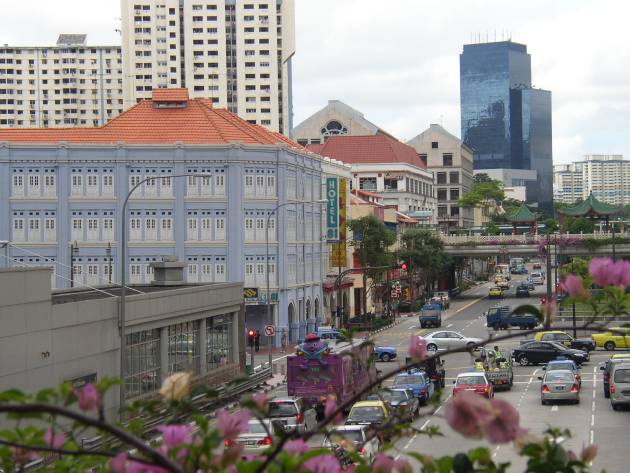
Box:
[508, 203, 537, 223]
[558, 193, 621, 217]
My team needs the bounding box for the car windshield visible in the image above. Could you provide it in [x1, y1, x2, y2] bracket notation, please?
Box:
[457, 376, 486, 385]
[348, 406, 385, 422]
[546, 372, 574, 382]
[247, 422, 269, 434]
[393, 375, 424, 386]
[548, 362, 574, 371]
[267, 402, 298, 417]
[613, 369, 630, 383]
[378, 390, 407, 402]
[326, 430, 363, 444]
[549, 342, 569, 351]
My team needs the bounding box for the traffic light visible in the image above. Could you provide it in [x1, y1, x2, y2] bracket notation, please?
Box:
[247, 329, 255, 347]
[398, 261, 409, 271]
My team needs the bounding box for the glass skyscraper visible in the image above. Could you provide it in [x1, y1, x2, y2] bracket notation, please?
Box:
[460, 41, 553, 210]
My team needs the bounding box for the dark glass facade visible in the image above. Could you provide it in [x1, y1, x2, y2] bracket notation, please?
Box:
[460, 41, 552, 210]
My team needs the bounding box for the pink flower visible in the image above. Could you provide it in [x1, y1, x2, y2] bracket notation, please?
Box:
[217, 409, 250, 439]
[408, 335, 428, 361]
[485, 398, 526, 444]
[560, 274, 587, 298]
[11, 447, 38, 465]
[43, 428, 66, 449]
[616, 261, 630, 287]
[303, 454, 341, 473]
[445, 391, 495, 438]
[74, 383, 101, 412]
[394, 458, 413, 473]
[589, 258, 614, 286]
[112, 455, 168, 473]
[110, 453, 128, 473]
[252, 392, 268, 412]
[157, 424, 193, 449]
[372, 453, 395, 473]
[580, 444, 598, 463]
[324, 396, 343, 424]
[284, 439, 310, 454]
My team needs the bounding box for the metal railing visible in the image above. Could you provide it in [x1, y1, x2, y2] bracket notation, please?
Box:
[441, 232, 630, 245]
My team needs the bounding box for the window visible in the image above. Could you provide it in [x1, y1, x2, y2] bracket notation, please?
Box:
[12, 173, 24, 196]
[160, 175, 172, 196]
[244, 175, 254, 196]
[102, 174, 114, 195]
[256, 175, 264, 194]
[431, 141, 438, 149]
[438, 206, 448, 217]
[215, 217, 226, 240]
[436, 172, 447, 184]
[129, 217, 142, 241]
[359, 177, 377, 191]
[266, 175, 276, 196]
[125, 329, 161, 397]
[28, 174, 40, 196]
[200, 217, 212, 240]
[145, 217, 157, 240]
[44, 217, 56, 241]
[418, 153, 427, 166]
[86, 174, 98, 195]
[215, 174, 225, 195]
[103, 218, 114, 241]
[442, 153, 453, 166]
[207, 315, 233, 369]
[71, 218, 83, 241]
[449, 171, 459, 184]
[28, 218, 40, 242]
[450, 206, 460, 217]
[245, 218, 254, 241]
[187, 262, 198, 283]
[244, 262, 255, 286]
[44, 174, 56, 196]
[168, 322, 199, 374]
[437, 189, 447, 201]
[160, 217, 173, 240]
[450, 189, 460, 201]
[215, 259, 226, 281]
[87, 218, 99, 240]
[13, 218, 25, 241]
[187, 218, 198, 240]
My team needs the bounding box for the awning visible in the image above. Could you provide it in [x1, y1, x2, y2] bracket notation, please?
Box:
[323, 276, 355, 292]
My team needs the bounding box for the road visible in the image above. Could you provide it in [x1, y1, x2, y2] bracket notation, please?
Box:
[266, 269, 630, 472]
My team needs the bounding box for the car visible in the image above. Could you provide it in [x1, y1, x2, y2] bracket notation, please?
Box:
[345, 400, 390, 429]
[533, 331, 595, 352]
[367, 388, 419, 420]
[232, 419, 276, 454]
[532, 262, 542, 270]
[525, 278, 536, 291]
[322, 425, 380, 464]
[512, 341, 589, 366]
[452, 372, 494, 399]
[515, 284, 530, 297]
[488, 286, 503, 298]
[592, 327, 630, 351]
[497, 279, 510, 290]
[266, 397, 318, 434]
[530, 272, 544, 285]
[543, 358, 581, 388]
[392, 370, 435, 404]
[315, 327, 343, 341]
[610, 363, 630, 410]
[539, 369, 580, 405]
[373, 346, 397, 362]
[600, 354, 630, 398]
[422, 331, 483, 352]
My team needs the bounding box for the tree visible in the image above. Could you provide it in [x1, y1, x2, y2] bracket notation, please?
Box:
[543, 218, 559, 234]
[562, 216, 595, 234]
[347, 215, 396, 318]
[458, 177, 505, 209]
[397, 229, 449, 298]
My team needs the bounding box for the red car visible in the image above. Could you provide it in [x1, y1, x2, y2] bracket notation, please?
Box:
[452, 372, 494, 399]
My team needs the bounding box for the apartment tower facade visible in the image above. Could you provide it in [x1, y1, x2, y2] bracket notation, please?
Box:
[121, 0, 295, 134]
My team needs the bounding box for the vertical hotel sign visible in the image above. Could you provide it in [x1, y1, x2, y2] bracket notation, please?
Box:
[331, 178, 348, 267]
[326, 177, 339, 242]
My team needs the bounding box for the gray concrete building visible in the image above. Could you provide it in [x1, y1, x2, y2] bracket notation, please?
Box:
[0, 265, 244, 418]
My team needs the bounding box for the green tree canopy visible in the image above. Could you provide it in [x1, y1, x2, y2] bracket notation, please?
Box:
[458, 177, 506, 208]
[397, 229, 449, 294]
[561, 216, 595, 234]
[543, 218, 559, 234]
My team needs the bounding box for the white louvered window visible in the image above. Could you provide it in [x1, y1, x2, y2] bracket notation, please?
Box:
[215, 217, 226, 240]
[86, 175, 98, 196]
[215, 261, 226, 282]
[102, 174, 114, 196]
[129, 218, 142, 241]
[187, 218, 198, 240]
[28, 174, 41, 197]
[28, 218, 41, 242]
[71, 218, 83, 241]
[44, 174, 56, 197]
[103, 218, 114, 241]
[215, 174, 225, 195]
[244, 175, 254, 197]
[13, 218, 25, 242]
[87, 218, 99, 241]
[201, 263, 213, 282]
[44, 218, 56, 242]
[245, 218, 254, 241]
[145, 217, 157, 240]
[71, 174, 83, 196]
[12, 174, 24, 197]
[160, 217, 173, 240]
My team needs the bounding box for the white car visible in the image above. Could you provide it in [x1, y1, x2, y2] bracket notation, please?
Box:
[323, 425, 380, 464]
[423, 331, 483, 352]
[530, 272, 544, 285]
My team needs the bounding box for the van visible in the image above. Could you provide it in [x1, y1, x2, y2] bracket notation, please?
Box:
[609, 363, 630, 410]
[530, 272, 544, 285]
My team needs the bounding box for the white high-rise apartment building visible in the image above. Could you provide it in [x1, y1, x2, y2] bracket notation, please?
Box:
[121, 0, 295, 135]
[553, 155, 630, 205]
[0, 35, 123, 128]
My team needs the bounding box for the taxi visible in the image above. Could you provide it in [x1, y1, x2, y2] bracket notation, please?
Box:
[488, 286, 503, 298]
[592, 327, 630, 351]
[345, 400, 390, 428]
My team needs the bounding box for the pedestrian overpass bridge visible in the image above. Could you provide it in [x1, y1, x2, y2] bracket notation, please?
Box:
[440, 233, 630, 257]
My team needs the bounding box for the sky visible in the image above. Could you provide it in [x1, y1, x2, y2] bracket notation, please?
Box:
[2, 0, 629, 164]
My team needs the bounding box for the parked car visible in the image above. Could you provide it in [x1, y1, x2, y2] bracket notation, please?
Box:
[323, 425, 380, 464]
[423, 331, 483, 352]
[592, 327, 630, 351]
[515, 284, 530, 297]
[392, 370, 434, 404]
[374, 346, 397, 362]
[543, 358, 581, 388]
[452, 372, 494, 399]
[609, 363, 630, 410]
[530, 331, 595, 352]
[232, 419, 276, 454]
[539, 369, 580, 405]
[367, 388, 419, 420]
[530, 272, 544, 285]
[600, 354, 630, 398]
[512, 341, 589, 366]
[266, 397, 318, 434]
[488, 286, 503, 298]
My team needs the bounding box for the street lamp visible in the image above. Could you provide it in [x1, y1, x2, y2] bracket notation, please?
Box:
[70, 241, 79, 288]
[119, 173, 211, 413]
[265, 199, 326, 369]
[106, 242, 113, 285]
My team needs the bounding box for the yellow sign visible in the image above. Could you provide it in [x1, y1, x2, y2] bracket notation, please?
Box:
[243, 287, 259, 302]
[331, 178, 347, 267]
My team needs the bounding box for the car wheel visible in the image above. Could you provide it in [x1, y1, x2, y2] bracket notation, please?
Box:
[518, 355, 529, 366]
[575, 398, 580, 405]
[612, 403, 620, 411]
[380, 353, 391, 363]
[541, 399, 547, 405]
[427, 343, 438, 351]
[466, 342, 476, 350]
[604, 341, 616, 351]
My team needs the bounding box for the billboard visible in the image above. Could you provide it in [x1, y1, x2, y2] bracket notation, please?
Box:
[331, 178, 347, 267]
[326, 177, 339, 242]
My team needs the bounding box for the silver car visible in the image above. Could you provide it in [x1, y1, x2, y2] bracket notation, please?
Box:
[610, 363, 630, 410]
[323, 425, 380, 464]
[540, 369, 580, 405]
[423, 331, 483, 352]
[266, 397, 318, 433]
[235, 419, 276, 455]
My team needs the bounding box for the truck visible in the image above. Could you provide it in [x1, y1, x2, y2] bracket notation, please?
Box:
[474, 346, 513, 390]
[495, 263, 511, 281]
[485, 305, 539, 330]
[419, 303, 442, 328]
[286, 336, 377, 414]
[509, 258, 524, 273]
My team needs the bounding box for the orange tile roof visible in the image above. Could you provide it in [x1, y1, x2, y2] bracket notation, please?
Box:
[307, 134, 426, 168]
[152, 88, 189, 102]
[0, 89, 304, 149]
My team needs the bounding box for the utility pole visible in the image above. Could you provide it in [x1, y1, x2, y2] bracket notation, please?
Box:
[545, 232, 553, 322]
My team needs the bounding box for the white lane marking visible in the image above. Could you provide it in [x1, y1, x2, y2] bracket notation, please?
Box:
[591, 414, 595, 427]
[403, 432, 418, 450]
[455, 295, 487, 314]
[435, 405, 442, 414]
[420, 419, 431, 430]
[447, 323, 453, 328]
[551, 405, 559, 412]
[590, 429, 594, 444]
